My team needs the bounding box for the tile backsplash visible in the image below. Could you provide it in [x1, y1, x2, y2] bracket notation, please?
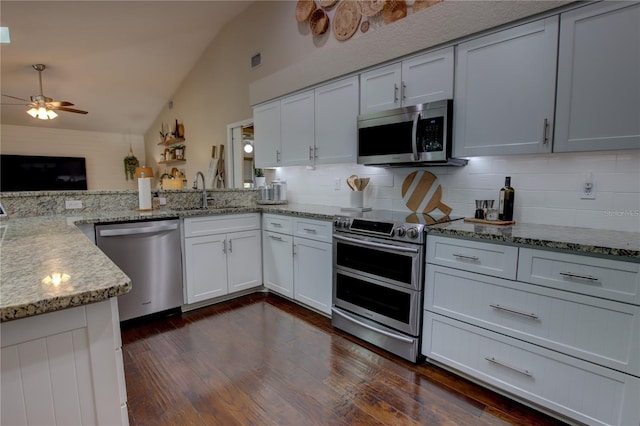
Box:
[275, 150, 640, 232]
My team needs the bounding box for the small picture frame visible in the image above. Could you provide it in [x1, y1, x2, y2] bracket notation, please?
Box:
[0, 202, 6, 218]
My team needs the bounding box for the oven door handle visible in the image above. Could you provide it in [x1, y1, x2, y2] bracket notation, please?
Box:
[332, 308, 414, 344]
[333, 234, 419, 254]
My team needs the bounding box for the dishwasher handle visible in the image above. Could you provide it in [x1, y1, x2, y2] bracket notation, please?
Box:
[98, 223, 178, 237]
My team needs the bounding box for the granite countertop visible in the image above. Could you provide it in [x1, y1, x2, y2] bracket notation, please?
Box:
[427, 219, 640, 261]
[2, 204, 638, 322]
[0, 203, 336, 322]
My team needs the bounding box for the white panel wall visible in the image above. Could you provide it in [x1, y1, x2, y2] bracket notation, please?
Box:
[275, 149, 640, 232]
[1, 124, 145, 190]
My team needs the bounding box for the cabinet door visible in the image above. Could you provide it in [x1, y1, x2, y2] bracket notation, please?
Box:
[360, 62, 402, 115]
[227, 230, 262, 294]
[253, 100, 281, 168]
[281, 90, 315, 166]
[315, 76, 359, 165]
[454, 17, 558, 157]
[293, 237, 332, 315]
[401, 47, 454, 106]
[554, 2, 640, 152]
[184, 234, 228, 303]
[262, 231, 294, 297]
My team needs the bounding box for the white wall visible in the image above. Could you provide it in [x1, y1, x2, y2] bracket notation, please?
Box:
[0, 124, 145, 190]
[275, 149, 640, 232]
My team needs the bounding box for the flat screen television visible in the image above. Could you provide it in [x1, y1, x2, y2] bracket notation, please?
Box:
[1, 154, 88, 192]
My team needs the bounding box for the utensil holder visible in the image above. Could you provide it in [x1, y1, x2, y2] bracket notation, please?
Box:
[350, 191, 364, 208]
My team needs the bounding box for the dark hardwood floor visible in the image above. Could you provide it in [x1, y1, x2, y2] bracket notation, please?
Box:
[121, 293, 567, 425]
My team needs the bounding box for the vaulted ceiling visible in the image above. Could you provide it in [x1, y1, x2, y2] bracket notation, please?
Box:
[0, 1, 252, 135]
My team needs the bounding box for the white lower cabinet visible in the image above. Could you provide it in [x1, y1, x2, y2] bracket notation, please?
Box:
[1, 299, 128, 426]
[183, 214, 261, 305]
[423, 235, 640, 426]
[262, 214, 332, 315]
[293, 236, 332, 315]
[424, 313, 640, 426]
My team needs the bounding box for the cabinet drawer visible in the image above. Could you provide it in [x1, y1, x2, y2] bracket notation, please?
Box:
[184, 214, 260, 238]
[426, 235, 518, 279]
[426, 265, 640, 375]
[293, 217, 332, 243]
[262, 214, 293, 234]
[423, 313, 640, 426]
[518, 248, 640, 305]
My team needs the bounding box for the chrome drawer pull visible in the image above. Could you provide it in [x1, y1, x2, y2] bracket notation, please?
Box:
[490, 304, 539, 320]
[269, 235, 283, 241]
[270, 222, 282, 227]
[452, 253, 479, 261]
[303, 228, 317, 233]
[485, 357, 533, 378]
[559, 272, 599, 282]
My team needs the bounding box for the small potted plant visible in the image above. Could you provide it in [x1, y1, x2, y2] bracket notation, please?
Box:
[254, 167, 266, 188]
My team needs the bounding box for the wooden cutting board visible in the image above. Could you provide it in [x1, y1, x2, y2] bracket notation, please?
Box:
[401, 171, 452, 215]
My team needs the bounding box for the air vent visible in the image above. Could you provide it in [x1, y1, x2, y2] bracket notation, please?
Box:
[251, 52, 262, 69]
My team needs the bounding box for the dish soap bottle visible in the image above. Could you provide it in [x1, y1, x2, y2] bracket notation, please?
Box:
[498, 176, 515, 221]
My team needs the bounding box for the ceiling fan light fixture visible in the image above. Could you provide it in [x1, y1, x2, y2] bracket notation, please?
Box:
[46, 109, 58, 119]
[27, 107, 39, 118]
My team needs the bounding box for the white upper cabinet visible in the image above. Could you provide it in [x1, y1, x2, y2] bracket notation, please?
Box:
[360, 47, 454, 115]
[554, 2, 640, 153]
[360, 63, 402, 114]
[281, 90, 315, 166]
[314, 76, 359, 165]
[454, 17, 559, 157]
[401, 47, 454, 107]
[253, 100, 281, 168]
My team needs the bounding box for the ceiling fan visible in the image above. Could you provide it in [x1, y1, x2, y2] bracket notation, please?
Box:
[1, 64, 88, 119]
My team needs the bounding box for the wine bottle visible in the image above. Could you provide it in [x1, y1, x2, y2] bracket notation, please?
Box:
[498, 176, 515, 221]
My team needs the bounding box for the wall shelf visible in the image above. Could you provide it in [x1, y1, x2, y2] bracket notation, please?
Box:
[158, 159, 187, 165]
[158, 137, 185, 146]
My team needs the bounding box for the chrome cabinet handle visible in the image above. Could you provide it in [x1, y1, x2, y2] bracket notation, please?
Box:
[559, 272, 599, 282]
[303, 228, 317, 233]
[452, 253, 479, 261]
[270, 222, 282, 227]
[394, 84, 398, 103]
[314, 146, 318, 159]
[402, 81, 406, 100]
[309, 146, 314, 160]
[490, 304, 539, 320]
[228, 239, 233, 253]
[485, 357, 533, 378]
[276, 150, 281, 163]
[542, 118, 549, 145]
[269, 235, 283, 241]
[223, 240, 227, 254]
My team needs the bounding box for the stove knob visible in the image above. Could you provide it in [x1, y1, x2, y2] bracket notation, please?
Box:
[333, 218, 340, 228]
[396, 227, 406, 237]
[341, 220, 350, 229]
[406, 227, 419, 239]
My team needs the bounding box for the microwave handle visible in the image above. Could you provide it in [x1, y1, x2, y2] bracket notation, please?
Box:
[411, 112, 420, 161]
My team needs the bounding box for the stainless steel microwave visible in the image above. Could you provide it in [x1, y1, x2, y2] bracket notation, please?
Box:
[357, 100, 466, 167]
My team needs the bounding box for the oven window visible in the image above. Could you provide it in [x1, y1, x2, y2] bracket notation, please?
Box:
[336, 274, 411, 324]
[337, 241, 414, 284]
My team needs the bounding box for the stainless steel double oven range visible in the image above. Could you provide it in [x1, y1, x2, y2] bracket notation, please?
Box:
[332, 210, 458, 362]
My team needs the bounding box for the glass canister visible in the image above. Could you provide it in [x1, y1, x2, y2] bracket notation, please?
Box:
[272, 180, 287, 201]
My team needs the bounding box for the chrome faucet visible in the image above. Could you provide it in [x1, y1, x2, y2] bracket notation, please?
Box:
[192, 171, 207, 208]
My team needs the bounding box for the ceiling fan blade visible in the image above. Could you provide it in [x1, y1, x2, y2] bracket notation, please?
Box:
[47, 101, 74, 107]
[0, 102, 31, 106]
[55, 106, 88, 114]
[2, 94, 30, 102]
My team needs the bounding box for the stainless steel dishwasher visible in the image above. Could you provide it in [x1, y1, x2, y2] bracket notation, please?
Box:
[96, 219, 183, 321]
